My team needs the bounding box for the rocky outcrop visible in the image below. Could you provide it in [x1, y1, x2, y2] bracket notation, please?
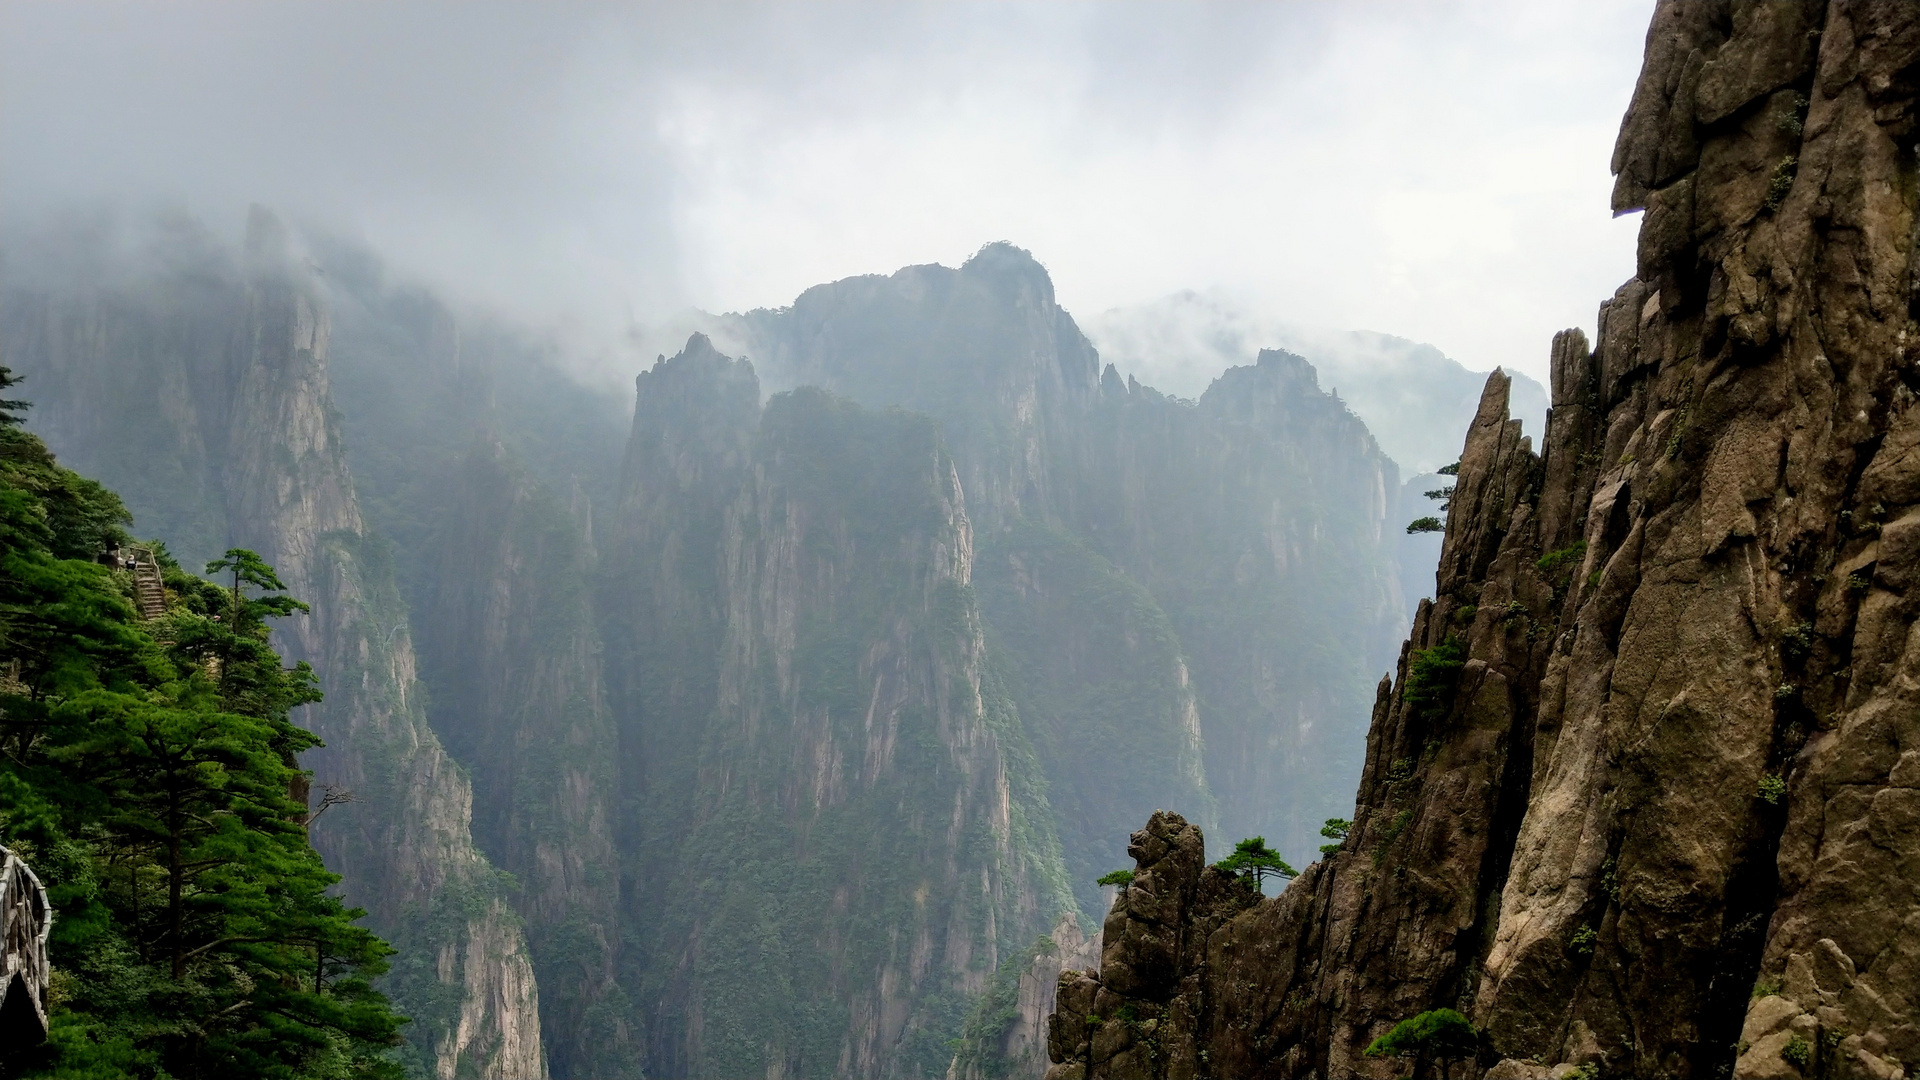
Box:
[951, 913, 1103, 1080]
[0, 209, 548, 1079]
[1049, 4, 1920, 1079]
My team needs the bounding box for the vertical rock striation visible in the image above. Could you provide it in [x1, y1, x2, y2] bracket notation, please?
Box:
[603, 337, 1078, 1079]
[973, 519, 1216, 917]
[951, 913, 1104, 1080]
[1077, 352, 1406, 859]
[1049, 4, 1920, 1079]
[0, 209, 548, 1079]
[415, 443, 629, 1078]
[727, 255, 1407, 863]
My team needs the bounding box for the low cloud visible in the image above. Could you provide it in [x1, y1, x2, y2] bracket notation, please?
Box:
[2, 1, 1651, 383]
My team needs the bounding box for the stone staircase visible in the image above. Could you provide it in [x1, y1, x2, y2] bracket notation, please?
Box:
[131, 548, 166, 620]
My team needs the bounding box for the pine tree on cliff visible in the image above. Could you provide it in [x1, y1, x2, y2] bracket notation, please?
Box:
[1365, 1009, 1478, 1080]
[0, 365, 28, 427]
[1214, 836, 1297, 889]
[0, 390, 405, 1078]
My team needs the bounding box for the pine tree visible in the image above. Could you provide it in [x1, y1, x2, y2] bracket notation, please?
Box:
[1213, 836, 1298, 890]
[0, 392, 405, 1079]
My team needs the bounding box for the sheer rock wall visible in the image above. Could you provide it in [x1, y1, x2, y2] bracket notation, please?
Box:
[731, 261, 1406, 866]
[603, 337, 1078, 1079]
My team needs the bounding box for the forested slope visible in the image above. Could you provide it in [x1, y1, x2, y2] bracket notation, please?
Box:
[0, 365, 405, 1078]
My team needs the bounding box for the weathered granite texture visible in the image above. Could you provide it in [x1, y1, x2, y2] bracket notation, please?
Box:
[1050, 4, 1920, 1079]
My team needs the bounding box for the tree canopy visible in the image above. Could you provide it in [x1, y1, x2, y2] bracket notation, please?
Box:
[1365, 1008, 1479, 1080]
[0, 365, 405, 1079]
[1213, 836, 1297, 890]
[1319, 818, 1351, 854]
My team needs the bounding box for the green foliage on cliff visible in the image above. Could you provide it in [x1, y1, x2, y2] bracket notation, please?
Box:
[1403, 637, 1467, 721]
[1215, 837, 1297, 890]
[1757, 775, 1787, 805]
[1535, 541, 1588, 576]
[948, 934, 1058, 1080]
[1364, 1008, 1478, 1079]
[0, 379, 405, 1078]
[1319, 818, 1351, 855]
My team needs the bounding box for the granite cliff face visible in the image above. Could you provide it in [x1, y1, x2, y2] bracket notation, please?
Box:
[729, 257, 1407, 866]
[1074, 351, 1405, 858]
[0, 210, 547, 1079]
[1049, 4, 1920, 1079]
[603, 338, 1078, 1078]
[952, 914, 1104, 1080]
[414, 444, 630, 1078]
[973, 520, 1215, 918]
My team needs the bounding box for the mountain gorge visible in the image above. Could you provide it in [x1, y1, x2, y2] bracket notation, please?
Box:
[2, 214, 1438, 1077]
[1047, 3, 1920, 1079]
[16, 5, 1916, 1080]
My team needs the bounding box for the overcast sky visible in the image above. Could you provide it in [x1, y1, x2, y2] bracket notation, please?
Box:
[1, 1, 1653, 385]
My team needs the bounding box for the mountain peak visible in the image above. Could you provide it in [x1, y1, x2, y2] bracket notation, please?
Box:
[959, 241, 1056, 303]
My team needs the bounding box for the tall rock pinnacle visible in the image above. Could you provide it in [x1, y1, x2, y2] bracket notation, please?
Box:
[1048, 4, 1920, 1079]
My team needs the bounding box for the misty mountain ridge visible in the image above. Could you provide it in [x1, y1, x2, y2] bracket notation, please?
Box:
[4, 209, 1513, 492]
[648, 246, 1543, 481]
[3, 216, 1437, 1078]
[1081, 286, 1550, 474]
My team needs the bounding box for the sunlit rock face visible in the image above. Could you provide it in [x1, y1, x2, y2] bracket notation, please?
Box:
[1047, 3, 1920, 1079]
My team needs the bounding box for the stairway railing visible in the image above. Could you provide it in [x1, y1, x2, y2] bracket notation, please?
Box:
[0, 843, 52, 1046]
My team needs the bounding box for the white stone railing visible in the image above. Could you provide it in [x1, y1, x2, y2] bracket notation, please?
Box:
[0, 842, 52, 1044]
